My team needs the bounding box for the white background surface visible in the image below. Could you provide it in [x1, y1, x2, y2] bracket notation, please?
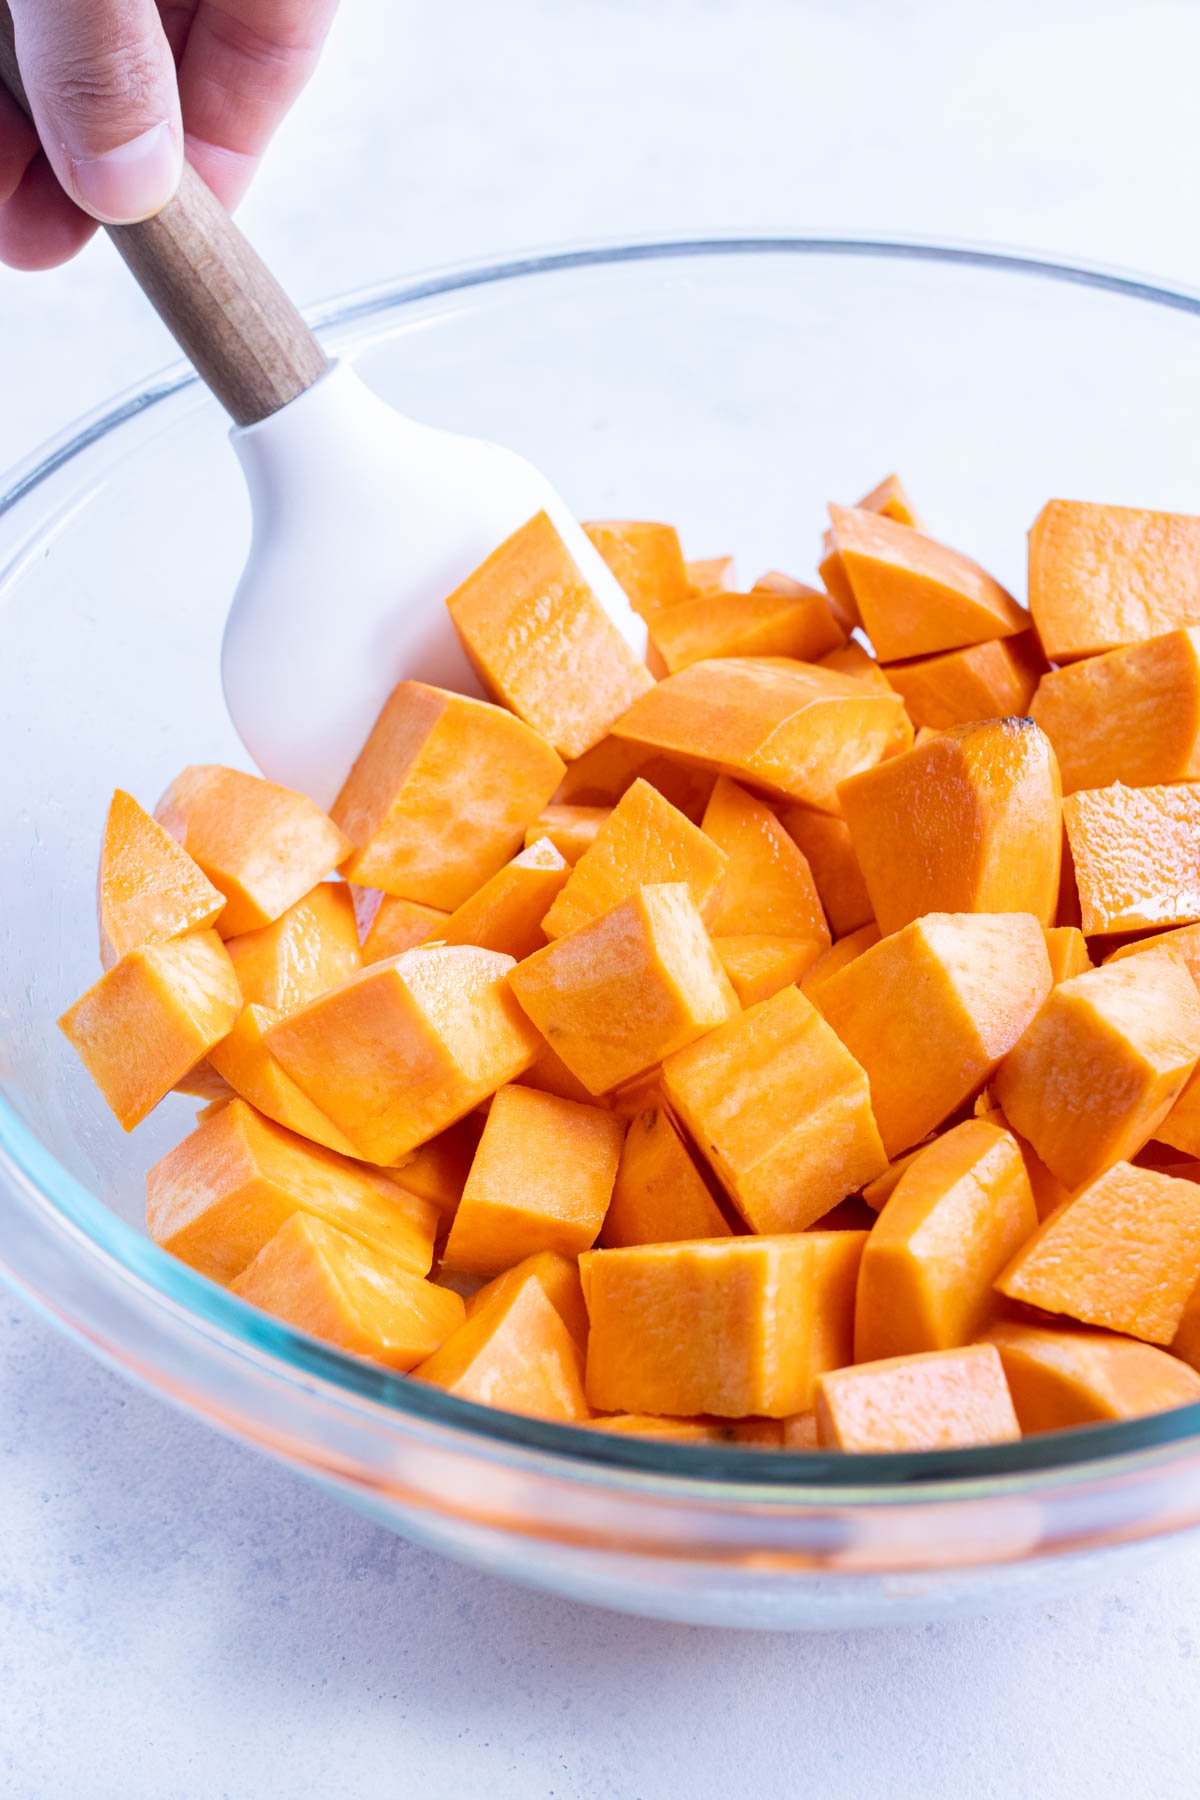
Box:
[3, 1, 1200, 1793]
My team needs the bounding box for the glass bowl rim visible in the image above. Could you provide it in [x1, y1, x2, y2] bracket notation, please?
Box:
[5, 229, 1200, 1500]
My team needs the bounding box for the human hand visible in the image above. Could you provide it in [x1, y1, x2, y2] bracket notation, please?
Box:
[0, 0, 339, 270]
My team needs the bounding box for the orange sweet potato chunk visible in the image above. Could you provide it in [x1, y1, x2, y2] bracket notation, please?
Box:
[59, 930, 241, 1131]
[860, 1142, 929, 1212]
[855, 1120, 1037, 1362]
[599, 1103, 731, 1247]
[819, 475, 924, 630]
[552, 735, 716, 822]
[208, 1004, 361, 1155]
[331, 682, 564, 909]
[816, 913, 1052, 1157]
[447, 510, 654, 758]
[98, 789, 225, 969]
[993, 952, 1200, 1189]
[1106, 921, 1200, 991]
[838, 719, 1062, 934]
[265, 945, 541, 1163]
[611, 657, 908, 811]
[232, 1213, 464, 1369]
[224, 882, 361, 1015]
[156, 766, 352, 936]
[441, 1084, 625, 1275]
[1063, 783, 1200, 934]
[884, 633, 1045, 730]
[1044, 925, 1092, 984]
[581, 1235, 866, 1418]
[1030, 629, 1200, 793]
[685, 555, 738, 595]
[1154, 1062, 1200, 1160]
[1028, 499, 1200, 660]
[542, 779, 728, 941]
[814, 1345, 1020, 1451]
[662, 985, 886, 1232]
[359, 894, 447, 963]
[778, 808, 874, 938]
[996, 1161, 1200, 1344]
[465, 1249, 589, 1350]
[146, 1098, 438, 1283]
[439, 838, 569, 960]
[523, 805, 610, 863]
[509, 884, 739, 1096]
[649, 588, 845, 674]
[390, 1115, 482, 1224]
[714, 935, 824, 1006]
[583, 519, 689, 620]
[701, 777, 830, 950]
[829, 505, 1027, 662]
[415, 1273, 590, 1421]
[981, 1320, 1200, 1431]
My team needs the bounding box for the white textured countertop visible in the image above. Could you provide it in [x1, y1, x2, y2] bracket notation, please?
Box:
[4, 2, 1200, 1793]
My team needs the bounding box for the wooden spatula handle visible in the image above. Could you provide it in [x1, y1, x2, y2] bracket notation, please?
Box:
[0, 2, 328, 426]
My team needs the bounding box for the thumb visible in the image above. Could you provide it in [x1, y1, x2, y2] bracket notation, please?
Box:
[8, 0, 182, 224]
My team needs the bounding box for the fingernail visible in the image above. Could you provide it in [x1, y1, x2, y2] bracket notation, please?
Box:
[71, 121, 181, 224]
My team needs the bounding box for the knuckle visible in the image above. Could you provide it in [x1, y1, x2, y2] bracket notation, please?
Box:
[47, 42, 166, 126]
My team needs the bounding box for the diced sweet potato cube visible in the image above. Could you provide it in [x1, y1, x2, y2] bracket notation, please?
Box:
[447, 511, 654, 758]
[390, 1115, 482, 1224]
[1044, 925, 1092, 984]
[1031, 629, 1200, 793]
[814, 1345, 1020, 1451]
[266, 945, 541, 1163]
[465, 1249, 589, 1349]
[714, 935, 823, 1005]
[818, 549, 859, 628]
[1063, 782, 1200, 934]
[224, 882, 361, 1015]
[543, 779, 728, 941]
[838, 719, 1062, 934]
[829, 505, 1027, 661]
[996, 1161, 1200, 1344]
[884, 632, 1045, 729]
[778, 808, 873, 938]
[860, 1142, 928, 1212]
[973, 1099, 1072, 1222]
[982, 1320, 1200, 1431]
[993, 952, 1200, 1188]
[174, 1062, 234, 1104]
[59, 929, 241, 1131]
[701, 777, 831, 951]
[523, 805, 610, 863]
[855, 1120, 1037, 1362]
[816, 641, 895, 694]
[208, 1004, 360, 1155]
[662, 984, 886, 1232]
[156, 765, 351, 936]
[509, 884, 739, 1096]
[685, 555, 737, 595]
[331, 682, 564, 908]
[437, 838, 569, 960]
[583, 519, 689, 620]
[97, 788, 225, 968]
[817, 913, 1052, 1157]
[1028, 499, 1200, 660]
[599, 1103, 731, 1247]
[441, 1085, 624, 1275]
[232, 1213, 463, 1369]
[359, 894, 447, 963]
[415, 1272, 589, 1421]
[146, 1098, 438, 1283]
[1106, 921, 1200, 991]
[818, 475, 923, 630]
[521, 1040, 598, 1106]
[649, 588, 845, 674]
[553, 735, 716, 822]
[611, 657, 908, 811]
[1154, 1062, 1200, 1160]
[582, 1235, 866, 1418]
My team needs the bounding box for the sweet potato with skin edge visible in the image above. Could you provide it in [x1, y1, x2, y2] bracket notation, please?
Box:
[855, 1121, 1037, 1363]
[779, 809, 874, 938]
[1028, 499, 1200, 661]
[464, 1250, 589, 1350]
[156, 766, 352, 937]
[331, 682, 564, 910]
[438, 838, 569, 961]
[583, 520, 689, 620]
[599, 1104, 732, 1247]
[1031, 629, 1200, 794]
[543, 779, 728, 942]
[59, 929, 241, 1132]
[837, 719, 1062, 935]
[662, 984, 887, 1234]
[816, 912, 1052, 1158]
[231, 1213, 464, 1370]
[701, 777, 830, 948]
[97, 789, 225, 969]
[814, 1345, 1020, 1452]
[884, 633, 1044, 730]
[224, 882, 361, 1015]
[441, 1085, 625, 1276]
[993, 952, 1200, 1190]
[415, 1274, 590, 1422]
[1063, 782, 1200, 934]
[447, 511, 654, 758]
[581, 1235, 866, 1419]
[611, 657, 909, 812]
[981, 1320, 1200, 1432]
[649, 588, 845, 675]
[509, 883, 739, 1097]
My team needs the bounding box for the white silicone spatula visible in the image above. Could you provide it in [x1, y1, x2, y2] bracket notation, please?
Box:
[0, 13, 646, 809]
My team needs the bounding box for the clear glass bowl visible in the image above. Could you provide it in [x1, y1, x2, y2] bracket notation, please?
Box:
[5, 237, 1200, 1631]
